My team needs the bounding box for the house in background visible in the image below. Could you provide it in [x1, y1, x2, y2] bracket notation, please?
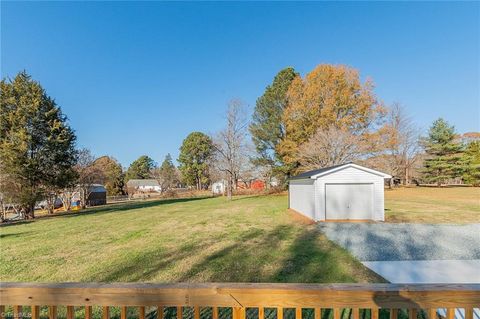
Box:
[289, 163, 391, 222]
[126, 179, 162, 194]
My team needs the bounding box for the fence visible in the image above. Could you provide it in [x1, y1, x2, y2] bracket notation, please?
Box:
[1, 283, 479, 319]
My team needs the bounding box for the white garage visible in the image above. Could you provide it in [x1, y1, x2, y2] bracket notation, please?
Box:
[288, 163, 391, 222]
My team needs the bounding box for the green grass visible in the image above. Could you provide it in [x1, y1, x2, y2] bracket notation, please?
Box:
[0, 195, 382, 283]
[385, 187, 480, 223]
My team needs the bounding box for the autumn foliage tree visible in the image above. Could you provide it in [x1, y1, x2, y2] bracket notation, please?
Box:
[92, 156, 125, 195]
[278, 64, 385, 175]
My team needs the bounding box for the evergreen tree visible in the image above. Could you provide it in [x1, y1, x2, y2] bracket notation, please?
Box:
[125, 155, 155, 181]
[178, 132, 213, 190]
[461, 141, 480, 186]
[249, 67, 298, 178]
[154, 154, 178, 191]
[0, 71, 77, 218]
[422, 118, 463, 186]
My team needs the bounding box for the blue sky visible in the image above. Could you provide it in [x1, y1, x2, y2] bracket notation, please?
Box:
[1, 2, 479, 167]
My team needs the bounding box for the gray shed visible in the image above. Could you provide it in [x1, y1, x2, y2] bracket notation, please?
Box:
[288, 163, 391, 222]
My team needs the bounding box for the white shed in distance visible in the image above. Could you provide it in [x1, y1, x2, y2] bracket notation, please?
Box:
[288, 163, 391, 222]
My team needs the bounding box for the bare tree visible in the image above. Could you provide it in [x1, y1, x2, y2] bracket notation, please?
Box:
[297, 126, 369, 170]
[382, 103, 422, 185]
[213, 100, 250, 199]
[76, 148, 103, 209]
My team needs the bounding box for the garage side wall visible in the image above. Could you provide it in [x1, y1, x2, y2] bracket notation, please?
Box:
[315, 167, 385, 221]
[289, 179, 316, 220]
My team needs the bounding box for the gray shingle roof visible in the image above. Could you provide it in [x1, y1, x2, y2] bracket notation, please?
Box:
[289, 163, 351, 180]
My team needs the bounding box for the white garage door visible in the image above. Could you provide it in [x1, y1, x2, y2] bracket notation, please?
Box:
[325, 183, 373, 220]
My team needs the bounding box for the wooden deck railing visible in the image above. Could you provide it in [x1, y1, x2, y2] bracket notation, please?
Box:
[1, 283, 479, 319]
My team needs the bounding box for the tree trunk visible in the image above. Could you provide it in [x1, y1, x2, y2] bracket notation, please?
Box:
[226, 175, 233, 200]
[80, 188, 87, 209]
[405, 166, 410, 185]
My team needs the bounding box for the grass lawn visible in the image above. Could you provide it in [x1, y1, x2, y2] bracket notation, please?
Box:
[385, 187, 480, 223]
[0, 195, 383, 283]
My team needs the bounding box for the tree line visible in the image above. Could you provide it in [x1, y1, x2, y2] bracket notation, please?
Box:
[1, 66, 479, 219]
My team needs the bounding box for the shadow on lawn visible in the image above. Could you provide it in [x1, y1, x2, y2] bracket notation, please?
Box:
[88, 224, 384, 283]
[61, 197, 210, 219]
[0, 197, 211, 227]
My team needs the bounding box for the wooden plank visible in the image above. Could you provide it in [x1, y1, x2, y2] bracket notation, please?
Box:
[259, 307, 265, 319]
[103, 306, 109, 319]
[1, 283, 479, 308]
[14, 305, 22, 319]
[31, 306, 40, 319]
[314, 308, 320, 319]
[446, 309, 454, 319]
[426, 309, 436, 319]
[85, 306, 92, 319]
[49, 306, 57, 319]
[240, 307, 246, 319]
[277, 308, 283, 319]
[296, 308, 302, 319]
[409, 309, 417, 319]
[177, 306, 182, 319]
[157, 306, 164, 319]
[333, 309, 340, 319]
[139, 307, 145, 319]
[371, 309, 378, 319]
[121, 306, 127, 319]
[194, 307, 200, 319]
[212, 307, 218, 319]
[352, 308, 359, 319]
[389, 309, 397, 319]
[465, 308, 473, 319]
[67, 306, 74, 319]
[233, 307, 244, 319]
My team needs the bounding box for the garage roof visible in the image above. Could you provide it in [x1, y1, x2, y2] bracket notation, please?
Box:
[290, 163, 391, 180]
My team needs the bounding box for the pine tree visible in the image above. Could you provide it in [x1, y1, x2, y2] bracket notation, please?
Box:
[249, 67, 298, 179]
[178, 132, 213, 190]
[422, 118, 463, 186]
[0, 71, 77, 218]
[125, 155, 155, 181]
[155, 154, 178, 191]
[461, 141, 480, 186]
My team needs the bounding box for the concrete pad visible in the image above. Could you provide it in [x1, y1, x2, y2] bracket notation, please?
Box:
[362, 259, 480, 283]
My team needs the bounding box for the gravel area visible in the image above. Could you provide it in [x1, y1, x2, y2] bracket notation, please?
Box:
[319, 223, 480, 261]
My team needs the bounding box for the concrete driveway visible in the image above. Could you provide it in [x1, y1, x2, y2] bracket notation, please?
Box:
[319, 223, 480, 283]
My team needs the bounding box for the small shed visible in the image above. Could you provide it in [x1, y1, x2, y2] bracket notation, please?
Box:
[212, 180, 226, 195]
[288, 163, 391, 222]
[71, 184, 107, 207]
